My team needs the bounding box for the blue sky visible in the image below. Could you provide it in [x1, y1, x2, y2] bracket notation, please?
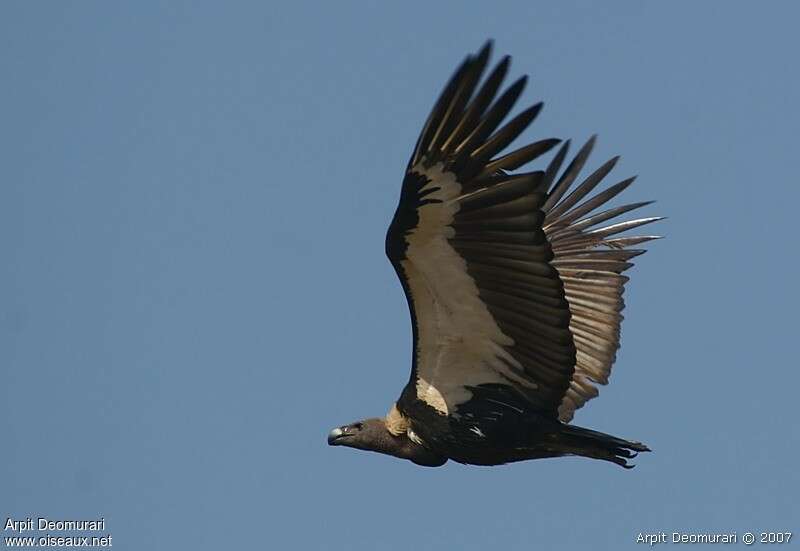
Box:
[2, 2, 798, 550]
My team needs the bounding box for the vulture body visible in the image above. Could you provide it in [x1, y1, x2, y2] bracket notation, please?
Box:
[328, 42, 660, 468]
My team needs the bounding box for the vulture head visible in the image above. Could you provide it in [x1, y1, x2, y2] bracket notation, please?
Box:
[328, 417, 447, 467]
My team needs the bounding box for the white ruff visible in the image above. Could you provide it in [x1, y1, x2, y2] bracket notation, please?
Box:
[404, 162, 534, 415]
[385, 404, 424, 445]
[385, 404, 409, 436]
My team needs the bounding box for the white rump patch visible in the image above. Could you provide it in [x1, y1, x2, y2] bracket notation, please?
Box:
[404, 162, 536, 415]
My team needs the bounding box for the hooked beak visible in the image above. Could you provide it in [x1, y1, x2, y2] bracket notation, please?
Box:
[328, 423, 363, 446]
[327, 427, 345, 445]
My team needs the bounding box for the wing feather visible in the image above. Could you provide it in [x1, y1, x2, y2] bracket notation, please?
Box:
[540, 140, 662, 422]
[387, 43, 575, 418]
[386, 43, 660, 429]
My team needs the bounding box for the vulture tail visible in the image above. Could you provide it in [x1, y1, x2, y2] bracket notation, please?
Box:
[553, 424, 650, 468]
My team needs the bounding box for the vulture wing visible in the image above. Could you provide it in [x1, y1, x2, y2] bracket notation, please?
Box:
[386, 42, 660, 424]
[540, 141, 662, 422]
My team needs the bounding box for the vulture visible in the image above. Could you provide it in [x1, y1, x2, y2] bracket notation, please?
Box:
[327, 42, 661, 468]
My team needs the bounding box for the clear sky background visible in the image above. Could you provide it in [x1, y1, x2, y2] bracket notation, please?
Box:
[2, 2, 798, 550]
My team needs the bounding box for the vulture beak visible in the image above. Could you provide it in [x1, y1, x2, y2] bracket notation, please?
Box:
[328, 423, 362, 445]
[327, 427, 346, 445]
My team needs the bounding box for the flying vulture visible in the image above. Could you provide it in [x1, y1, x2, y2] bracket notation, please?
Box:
[328, 42, 661, 468]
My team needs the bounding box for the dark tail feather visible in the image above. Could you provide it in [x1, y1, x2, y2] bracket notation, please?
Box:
[555, 424, 651, 468]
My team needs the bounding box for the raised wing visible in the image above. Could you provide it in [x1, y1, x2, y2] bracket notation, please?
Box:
[538, 139, 662, 422]
[386, 42, 576, 418]
[387, 43, 661, 425]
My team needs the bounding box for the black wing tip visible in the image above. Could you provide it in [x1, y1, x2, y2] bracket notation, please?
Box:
[496, 54, 511, 71]
[511, 74, 528, 91]
[512, 102, 543, 129]
[471, 41, 493, 75]
[476, 39, 494, 58]
[464, 41, 495, 84]
[576, 135, 597, 157]
[568, 134, 597, 159]
[551, 140, 571, 164]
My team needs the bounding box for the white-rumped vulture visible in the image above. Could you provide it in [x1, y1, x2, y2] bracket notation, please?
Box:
[328, 42, 661, 468]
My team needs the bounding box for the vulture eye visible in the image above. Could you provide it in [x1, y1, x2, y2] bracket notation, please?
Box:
[352, 422, 364, 431]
